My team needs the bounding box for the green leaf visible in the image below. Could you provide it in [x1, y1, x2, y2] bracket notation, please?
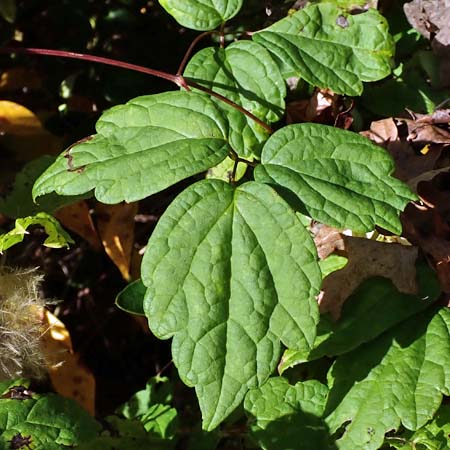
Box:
[279, 262, 440, 373]
[78, 435, 172, 450]
[79, 377, 177, 450]
[142, 179, 321, 430]
[391, 404, 450, 450]
[117, 376, 173, 420]
[318, 254, 348, 279]
[184, 41, 285, 158]
[254, 123, 416, 234]
[141, 404, 178, 439]
[206, 156, 247, 183]
[362, 68, 450, 116]
[325, 307, 450, 450]
[187, 429, 220, 450]
[253, 3, 394, 96]
[0, 392, 100, 450]
[78, 416, 174, 450]
[33, 92, 230, 204]
[314, 0, 368, 7]
[0, 380, 30, 396]
[0, 212, 73, 252]
[159, 0, 243, 30]
[0, 156, 88, 219]
[115, 279, 146, 316]
[244, 377, 332, 450]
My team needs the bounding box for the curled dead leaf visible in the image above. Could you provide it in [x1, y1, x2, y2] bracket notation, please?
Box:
[401, 118, 450, 144]
[286, 88, 336, 124]
[361, 118, 446, 184]
[312, 223, 345, 260]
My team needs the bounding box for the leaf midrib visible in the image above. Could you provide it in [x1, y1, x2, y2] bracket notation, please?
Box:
[263, 163, 409, 208]
[259, 26, 392, 56]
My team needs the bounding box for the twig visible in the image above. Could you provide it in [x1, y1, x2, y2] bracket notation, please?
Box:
[187, 79, 273, 133]
[0, 46, 272, 132]
[176, 31, 217, 75]
[156, 359, 173, 376]
[0, 47, 185, 87]
[219, 23, 226, 48]
[435, 97, 450, 110]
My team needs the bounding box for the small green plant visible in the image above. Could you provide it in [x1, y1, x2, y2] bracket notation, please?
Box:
[0, 376, 176, 450]
[1, 1, 449, 449]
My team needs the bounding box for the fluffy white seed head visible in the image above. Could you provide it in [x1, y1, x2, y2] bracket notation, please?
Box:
[0, 267, 47, 381]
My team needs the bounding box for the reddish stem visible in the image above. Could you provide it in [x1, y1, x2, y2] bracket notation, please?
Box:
[176, 31, 217, 76]
[0, 47, 185, 87]
[187, 80, 273, 133]
[0, 46, 272, 132]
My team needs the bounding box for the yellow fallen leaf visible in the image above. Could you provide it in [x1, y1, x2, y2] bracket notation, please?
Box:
[0, 101, 62, 186]
[96, 202, 138, 280]
[40, 309, 96, 415]
[0, 100, 41, 135]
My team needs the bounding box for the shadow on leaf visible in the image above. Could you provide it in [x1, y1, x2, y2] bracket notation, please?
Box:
[247, 410, 338, 450]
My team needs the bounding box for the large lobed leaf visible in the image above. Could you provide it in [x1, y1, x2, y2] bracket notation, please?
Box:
[32, 92, 230, 204]
[141, 179, 321, 430]
[159, 0, 243, 30]
[184, 41, 286, 158]
[253, 3, 394, 96]
[325, 307, 450, 450]
[255, 123, 416, 234]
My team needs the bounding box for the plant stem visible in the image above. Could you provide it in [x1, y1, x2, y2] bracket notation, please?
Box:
[0, 47, 185, 87]
[156, 359, 173, 376]
[229, 147, 258, 167]
[435, 96, 450, 110]
[176, 31, 217, 75]
[187, 79, 273, 133]
[0, 46, 272, 132]
[219, 23, 226, 48]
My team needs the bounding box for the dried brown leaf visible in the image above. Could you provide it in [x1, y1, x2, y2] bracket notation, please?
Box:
[361, 118, 445, 183]
[54, 201, 102, 251]
[413, 109, 450, 124]
[401, 119, 450, 144]
[319, 236, 418, 319]
[404, 0, 450, 86]
[312, 223, 345, 259]
[360, 117, 398, 144]
[286, 88, 336, 124]
[404, 0, 450, 45]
